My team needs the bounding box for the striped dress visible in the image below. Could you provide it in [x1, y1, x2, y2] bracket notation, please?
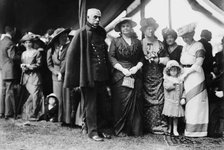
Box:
[180, 41, 208, 137]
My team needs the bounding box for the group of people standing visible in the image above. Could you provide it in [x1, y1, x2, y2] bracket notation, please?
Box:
[0, 7, 224, 142]
[65, 8, 224, 141]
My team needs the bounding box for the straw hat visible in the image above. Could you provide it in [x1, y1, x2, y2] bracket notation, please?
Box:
[46, 93, 59, 105]
[177, 23, 196, 37]
[114, 17, 137, 32]
[164, 60, 183, 75]
[20, 33, 36, 42]
[48, 28, 70, 47]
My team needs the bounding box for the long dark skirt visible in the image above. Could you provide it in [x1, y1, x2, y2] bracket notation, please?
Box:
[63, 88, 83, 126]
[112, 77, 143, 136]
[144, 104, 167, 134]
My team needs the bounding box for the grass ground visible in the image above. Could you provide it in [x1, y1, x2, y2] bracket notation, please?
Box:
[0, 119, 223, 150]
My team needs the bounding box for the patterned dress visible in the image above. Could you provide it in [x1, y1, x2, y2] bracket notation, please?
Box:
[142, 38, 168, 134]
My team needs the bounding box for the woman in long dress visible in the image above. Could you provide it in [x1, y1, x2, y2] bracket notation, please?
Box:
[47, 28, 71, 123]
[108, 18, 144, 136]
[178, 23, 208, 137]
[20, 34, 44, 120]
[140, 18, 169, 134]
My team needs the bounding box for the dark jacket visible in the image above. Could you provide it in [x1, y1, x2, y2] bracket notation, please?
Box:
[198, 38, 214, 74]
[47, 43, 69, 81]
[0, 36, 17, 79]
[64, 24, 110, 88]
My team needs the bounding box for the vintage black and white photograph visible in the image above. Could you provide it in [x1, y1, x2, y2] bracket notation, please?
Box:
[0, 0, 224, 149]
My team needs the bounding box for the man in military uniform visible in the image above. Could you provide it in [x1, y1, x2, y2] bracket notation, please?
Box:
[64, 8, 111, 141]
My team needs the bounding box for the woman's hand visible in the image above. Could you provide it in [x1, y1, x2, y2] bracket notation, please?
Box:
[129, 66, 138, 75]
[21, 64, 28, 72]
[180, 72, 188, 81]
[152, 57, 159, 64]
[57, 72, 62, 81]
[121, 68, 131, 76]
[180, 98, 186, 105]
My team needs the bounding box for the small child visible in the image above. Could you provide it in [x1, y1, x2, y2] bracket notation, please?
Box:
[162, 60, 185, 136]
[38, 93, 58, 122]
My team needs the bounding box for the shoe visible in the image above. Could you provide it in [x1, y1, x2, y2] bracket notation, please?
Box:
[29, 116, 38, 121]
[0, 114, 4, 119]
[117, 132, 127, 137]
[173, 130, 179, 136]
[90, 135, 104, 142]
[100, 132, 111, 139]
[4, 116, 9, 120]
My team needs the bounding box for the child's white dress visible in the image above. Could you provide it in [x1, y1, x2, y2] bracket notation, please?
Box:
[162, 76, 185, 117]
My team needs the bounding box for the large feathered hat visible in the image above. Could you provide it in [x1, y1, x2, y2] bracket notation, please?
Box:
[47, 28, 70, 47]
[140, 17, 159, 32]
[177, 23, 196, 37]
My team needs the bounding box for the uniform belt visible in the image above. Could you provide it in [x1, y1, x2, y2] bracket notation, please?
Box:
[182, 64, 192, 68]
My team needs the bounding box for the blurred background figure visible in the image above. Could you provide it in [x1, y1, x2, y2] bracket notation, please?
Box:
[47, 28, 71, 123]
[0, 26, 17, 119]
[20, 34, 43, 121]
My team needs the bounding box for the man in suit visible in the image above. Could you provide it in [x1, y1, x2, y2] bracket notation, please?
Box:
[0, 26, 17, 119]
[64, 8, 111, 141]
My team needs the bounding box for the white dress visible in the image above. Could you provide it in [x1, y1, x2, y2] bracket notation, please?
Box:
[180, 41, 208, 137]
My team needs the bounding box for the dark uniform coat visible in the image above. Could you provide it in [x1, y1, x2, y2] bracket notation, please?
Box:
[64, 24, 110, 88]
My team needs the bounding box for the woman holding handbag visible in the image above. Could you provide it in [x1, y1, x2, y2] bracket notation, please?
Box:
[108, 17, 144, 136]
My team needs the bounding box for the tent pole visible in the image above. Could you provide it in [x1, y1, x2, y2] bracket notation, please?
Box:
[140, 0, 145, 39]
[79, 0, 86, 28]
[168, 0, 172, 29]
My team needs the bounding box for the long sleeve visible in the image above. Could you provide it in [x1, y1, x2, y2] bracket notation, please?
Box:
[47, 48, 59, 75]
[108, 39, 118, 67]
[60, 60, 66, 75]
[28, 51, 42, 70]
[7, 42, 15, 60]
[59, 45, 69, 75]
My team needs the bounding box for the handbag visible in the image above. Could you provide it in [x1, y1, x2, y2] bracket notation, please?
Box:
[122, 76, 135, 89]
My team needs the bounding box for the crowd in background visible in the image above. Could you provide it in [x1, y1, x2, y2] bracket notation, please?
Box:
[0, 8, 224, 142]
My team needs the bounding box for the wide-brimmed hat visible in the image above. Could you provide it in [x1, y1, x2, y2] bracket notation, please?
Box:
[33, 37, 46, 48]
[164, 60, 183, 75]
[177, 23, 196, 37]
[20, 33, 36, 42]
[114, 17, 137, 32]
[162, 27, 178, 40]
[140, 17, 159, 32]
[48, 28, 70, 47]
[46, 93, 59, 105]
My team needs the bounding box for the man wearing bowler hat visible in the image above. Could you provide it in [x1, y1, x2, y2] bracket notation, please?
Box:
[64, 8, 111, 141]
